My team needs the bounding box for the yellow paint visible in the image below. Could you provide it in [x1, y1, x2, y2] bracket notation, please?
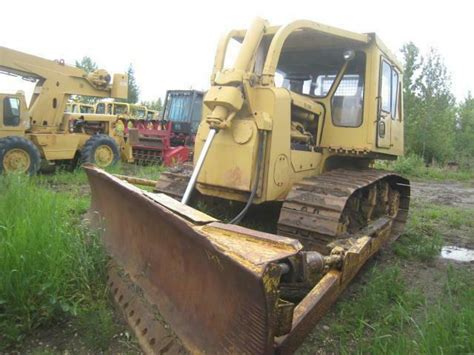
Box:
[194, 19, 405, 204]
[0, 46, 130, 167]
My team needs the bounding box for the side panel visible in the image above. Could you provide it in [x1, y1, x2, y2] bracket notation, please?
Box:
[28, 133, 81, 160]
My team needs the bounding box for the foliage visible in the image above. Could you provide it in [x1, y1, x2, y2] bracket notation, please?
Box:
[455, 93, 474, 169]
[375, 154, 474, 181]
[401, 44, 457, 164]
[0, 174, 108, 349]
[75, 56, 98, 74]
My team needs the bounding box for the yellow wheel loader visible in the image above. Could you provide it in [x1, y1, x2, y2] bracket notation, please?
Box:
[85, 18, 410, 354]
[0, 46, 129, 174]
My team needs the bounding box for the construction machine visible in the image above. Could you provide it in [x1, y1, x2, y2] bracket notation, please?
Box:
[162, 90, 204, 147]
[85, 18, 410, 354]
[0, 46, 129, 173]
[126, 90, 203, 165]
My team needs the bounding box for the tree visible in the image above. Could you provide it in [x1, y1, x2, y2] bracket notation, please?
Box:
[117, 64, 140, 104]
[417, 48, 456, 163]
[75, 56, 98, 74]
[75, 56, 99, 104]
[400, 43, 423, 157]
[400, 44, 456, 164]
[455, 93, 474, 167]
[141, 97, 163, 111]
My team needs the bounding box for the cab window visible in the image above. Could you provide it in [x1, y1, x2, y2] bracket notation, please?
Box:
[380, 59, 400, 119]
[96, 103, 105, 114]
[3, 97, 21, 126]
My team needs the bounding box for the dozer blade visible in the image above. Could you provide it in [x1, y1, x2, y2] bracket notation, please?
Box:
[84, 165, 303, 354]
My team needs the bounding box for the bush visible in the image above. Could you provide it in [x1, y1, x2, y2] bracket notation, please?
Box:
[0, 174, 107, 348]
[376, 154, 474, 181]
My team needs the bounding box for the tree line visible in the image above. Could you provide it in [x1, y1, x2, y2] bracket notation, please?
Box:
[402, 43, 473, 168]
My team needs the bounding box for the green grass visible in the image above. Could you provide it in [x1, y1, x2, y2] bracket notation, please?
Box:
[375, 154, 474, 181]
[394, 201, 474, 261]
[73, 303, 117, 351]
[299, 266, 474, 355]
[360, 267, 474, 354]
[0, 174, 108, 349]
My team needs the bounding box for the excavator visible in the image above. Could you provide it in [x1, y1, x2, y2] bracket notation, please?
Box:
[85, 18, 410, 354]
[0, 46, 129, 173]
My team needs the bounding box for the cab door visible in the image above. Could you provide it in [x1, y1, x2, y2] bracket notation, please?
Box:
[376, 58, 393, 148]
[0, 94, 28, 137]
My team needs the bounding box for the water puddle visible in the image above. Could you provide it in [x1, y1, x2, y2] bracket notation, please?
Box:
[440, 246, 474, 262]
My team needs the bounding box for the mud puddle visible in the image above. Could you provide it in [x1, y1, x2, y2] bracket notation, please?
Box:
[440, 245, 474, 262]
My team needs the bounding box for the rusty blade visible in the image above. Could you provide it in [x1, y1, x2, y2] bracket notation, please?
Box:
[84, 166, 301, 354]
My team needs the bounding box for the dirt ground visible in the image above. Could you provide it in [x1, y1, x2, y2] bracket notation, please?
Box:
[411, 180, 474, 209]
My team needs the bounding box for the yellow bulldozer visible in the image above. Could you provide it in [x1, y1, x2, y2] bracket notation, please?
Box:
[85, 18, 410, 354]
[0, 46, 129, 173]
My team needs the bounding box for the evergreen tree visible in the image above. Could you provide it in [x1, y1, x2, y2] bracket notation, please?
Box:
[121, 64, 140, 104]
[75, 56, 98, 74]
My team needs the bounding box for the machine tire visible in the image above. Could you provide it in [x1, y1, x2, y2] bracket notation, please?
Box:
[0, 136, 41, 175]
[80, 134, 120, 168]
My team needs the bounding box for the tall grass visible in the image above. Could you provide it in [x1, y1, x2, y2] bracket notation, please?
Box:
[0, 174, 107, 348]
[363, 267, 474, 354]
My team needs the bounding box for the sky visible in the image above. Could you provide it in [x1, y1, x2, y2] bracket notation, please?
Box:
[0, 0, 472, 103]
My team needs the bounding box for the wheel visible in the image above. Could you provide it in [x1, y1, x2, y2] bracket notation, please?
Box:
[0, 136, 41, 175]
[80, 134, 120, 168]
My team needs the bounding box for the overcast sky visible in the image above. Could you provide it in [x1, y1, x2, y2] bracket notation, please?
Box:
[0, 0, 472, 103]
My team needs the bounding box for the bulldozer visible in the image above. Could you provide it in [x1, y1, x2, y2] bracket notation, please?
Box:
[85, 18, 410, 354]
[0, 46, 129, 173]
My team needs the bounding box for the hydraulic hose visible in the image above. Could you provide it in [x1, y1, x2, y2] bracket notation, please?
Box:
[229, 130, 267, 224]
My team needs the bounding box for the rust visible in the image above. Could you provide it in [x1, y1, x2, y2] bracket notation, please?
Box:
[85, 166, 302, 354]
[88, 166, 411, 354]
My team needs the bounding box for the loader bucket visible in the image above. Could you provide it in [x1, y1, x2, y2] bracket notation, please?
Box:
[84, 166, 302, 354]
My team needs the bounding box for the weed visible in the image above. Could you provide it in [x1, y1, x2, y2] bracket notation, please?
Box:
[0, 174, 108, 349]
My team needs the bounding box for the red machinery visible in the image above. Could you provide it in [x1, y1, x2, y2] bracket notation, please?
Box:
[127, 121, 189, 166]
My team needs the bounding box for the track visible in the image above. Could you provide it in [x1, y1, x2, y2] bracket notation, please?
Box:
[277, 169, 410, 254]
[154, 163, 194, 198]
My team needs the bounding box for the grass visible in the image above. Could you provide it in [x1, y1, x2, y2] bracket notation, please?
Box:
[0, 162, 163, 351]
[394, 201, 474, 261]
[73, 303, 117, 351]
[299, 265, 474, 355]
[0, 174, 108, 349]
[375, 154, 474, 181]
[360, 267, 474, 354]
